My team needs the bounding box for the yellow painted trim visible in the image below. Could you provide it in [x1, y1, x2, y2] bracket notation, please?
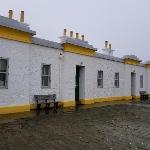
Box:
[80, 99, 94, 105]
[123, 58, 140, 66]
[61, 100, 76, 108]
[0, 104, 30, 115]
[145, 64, 150, 69]
[0, 25, 32, 43]
[132, 96, 140, 100]
[94, 96, 132, 103]
[30, 103, 37, 110]
[63, 43, 95, 56]
[0, 95, 137, 114]
[61, 96, 132, 108]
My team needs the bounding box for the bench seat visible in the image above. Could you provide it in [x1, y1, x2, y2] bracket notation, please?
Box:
[34, 94, 59, 109]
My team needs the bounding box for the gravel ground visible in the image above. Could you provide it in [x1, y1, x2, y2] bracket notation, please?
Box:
[0, 103, 150, 150]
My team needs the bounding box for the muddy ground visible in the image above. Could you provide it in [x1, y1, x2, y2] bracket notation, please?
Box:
[0, 103, 150, 150]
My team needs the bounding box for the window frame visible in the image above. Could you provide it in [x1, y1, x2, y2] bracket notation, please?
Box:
[97, 70, 103, 88]
[0, 58, 9, 89]
[114, 72, 119, 88]
[41, 64, 51, 89]
[140, 75, 143, 88]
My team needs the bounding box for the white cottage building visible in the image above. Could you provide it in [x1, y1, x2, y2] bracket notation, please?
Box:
[0, 10, 150, 114]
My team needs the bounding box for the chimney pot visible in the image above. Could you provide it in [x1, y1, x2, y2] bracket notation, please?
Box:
[70, 31, 73, 38]
[109, 44, 112, 49]
[8, 10, 13, 19]
[81, 35, 84, 41]
[20, 11, 24, 22]
[76, 33, 79, 39]
[105, 41, 108, 48]
[64, 29, 67, 36]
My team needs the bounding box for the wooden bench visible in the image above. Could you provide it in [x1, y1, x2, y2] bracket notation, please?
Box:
[139, 91, 149, 101]
[34, 94, 59, 110]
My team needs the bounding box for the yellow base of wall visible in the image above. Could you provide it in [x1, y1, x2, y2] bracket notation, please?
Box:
[62, 96, 133, 107]
[0, 104, 30, 115]
[30, 103, 61, 110]
[30, 96, 134, 110]
[61, 100, 76, 108]
[80, 99, 95, 105]
[0, 96, 138, 115]
[132, 96, 140, 101]
[30, 103, 37, 110]
[94, 96, 132, 103]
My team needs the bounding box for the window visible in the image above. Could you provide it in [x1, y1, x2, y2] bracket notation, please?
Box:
[0, 58, 8, 88]
[97, 70, 103, 88]
[41, 64, 51, 88]
[140, 75, 143, 88]
[114, 72, 119, 88]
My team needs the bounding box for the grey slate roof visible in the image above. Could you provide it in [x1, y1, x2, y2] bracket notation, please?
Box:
[60, 36, 97, 51]
[32, 37, 144, 65]
[122, 55, 141, 62]
[32, 37, 63, 50]
[95, 52, 123, 63]
[139, 63, 145, 67]
[0, 15, 147, 66]
[0, 15, 36, 35]
[95, 53, 145, 67]
[145, 61, 150, 65]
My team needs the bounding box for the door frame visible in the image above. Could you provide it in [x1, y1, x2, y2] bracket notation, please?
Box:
[131, 72, 136, 99]
[75, 65, 85, 105]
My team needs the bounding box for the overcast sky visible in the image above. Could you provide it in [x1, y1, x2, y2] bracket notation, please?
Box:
[1, 0, 150, 61]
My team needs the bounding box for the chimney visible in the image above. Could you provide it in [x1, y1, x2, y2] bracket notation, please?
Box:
[64, 29, 67, 36]
[76, 33, 79, 39]
[109, 44, 112, 49]
[70, 31, 73, 38]
[8, 10, 13, 19]
[105, 41, 108, 48]
[102, 41, 115, 56]
[20, 11, 24, 22]
[81, 35, 84, 41]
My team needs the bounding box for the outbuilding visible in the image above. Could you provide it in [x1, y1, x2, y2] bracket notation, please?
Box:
[0, 10, 150, 114]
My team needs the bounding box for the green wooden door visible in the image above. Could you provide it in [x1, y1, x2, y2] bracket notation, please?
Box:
[75, 66, 80, 103]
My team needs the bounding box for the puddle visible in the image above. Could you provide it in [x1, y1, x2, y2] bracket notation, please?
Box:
[0, 102, 150, 150]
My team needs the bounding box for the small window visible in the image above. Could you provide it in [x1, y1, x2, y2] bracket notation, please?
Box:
[140, 75, 143, 88]
[0, 58, 8, 88]
[41, 64, 51, 88]
[114, 72, 119, 88]
[97, 70, 103, 88]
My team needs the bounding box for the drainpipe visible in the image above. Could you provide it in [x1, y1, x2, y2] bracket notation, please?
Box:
[59, 51, 64, 102]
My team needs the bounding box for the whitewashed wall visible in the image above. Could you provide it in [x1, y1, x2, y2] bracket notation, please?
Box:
[29, 44, 63, 104]
[0, 38, 30, 106]
[61, 52, 95, 101]
[63, 52, 126, 101]
[146, 69, 150, 93]
[93, 58, 126, 98]
[62, 52, 148, 101]
[0, 37, 150, 108]
[124, 65, 147, 97]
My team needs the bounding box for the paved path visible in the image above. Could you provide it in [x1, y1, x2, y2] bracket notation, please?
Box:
[0, 104, 150, 150]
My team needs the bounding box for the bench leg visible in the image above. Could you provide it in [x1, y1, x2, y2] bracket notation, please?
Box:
[141, 95, 144, 101]
[46, 103, 50, 109]
[54, 102, 59, 109]
[37, 104, 41, 110]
